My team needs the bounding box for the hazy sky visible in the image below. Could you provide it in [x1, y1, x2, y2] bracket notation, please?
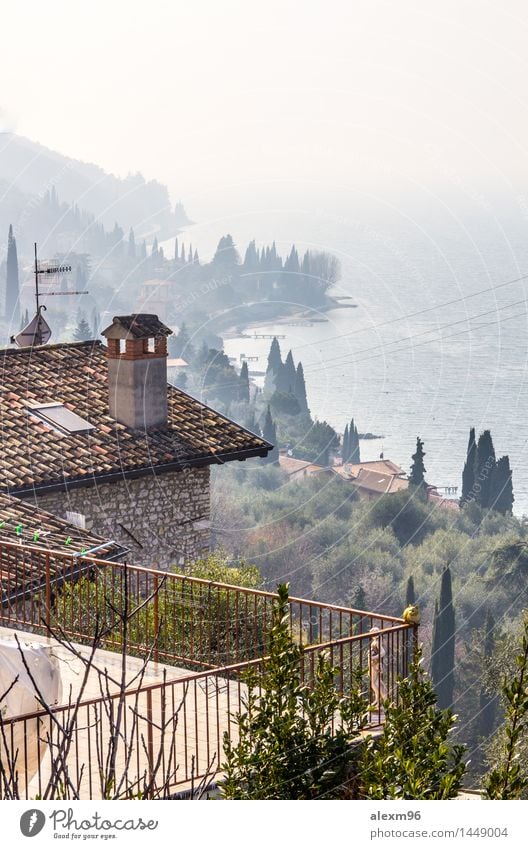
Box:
[2, 0, 528, 206]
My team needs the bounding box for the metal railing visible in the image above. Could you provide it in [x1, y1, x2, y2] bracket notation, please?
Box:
[0, 539, 416, 799]
[0, 539, 407, 669]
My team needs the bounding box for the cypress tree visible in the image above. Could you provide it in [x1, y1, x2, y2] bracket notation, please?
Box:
[282, 350, 297, 394]
[245, 408, 258, 434]
[342, 424, 350, 463]
[285, 245, 300, 273]
[5, 224, 20, 324]
[431, 600, 441, 692]
[264, 337, 283, 396]
[409, 437, 426, 488]
[141, 240, 147, 259]
[301, 250, 311, 286]
[128, 227, 136, 258]
[431, 566, 455, 710]
[490, 455, 514, 515]
[151, 236, 159, 258]
[262, 405, 279, 463]
[243, 240, 259, 271]
[405, 575, 416, 606]
[112, 222, 124, 255]
[91, 308, 100, 339]
[475, 430, 496, 509]
[19, 308, 29, 331]
[293, 362, 309, 414]
[270, 241, 280, 270]
[461, 427, 477, 504]
[351, 421, 361, 463]
[281, 246, 301, 296]
[238, 361, 250, 403]
[274, 363, 286, 393]
[174, 238, 179, 261]
[344, 419, 353, 463]
[479, 609, 497, 738]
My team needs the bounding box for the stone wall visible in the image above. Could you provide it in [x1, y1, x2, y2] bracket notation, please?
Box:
[19, 467, 211, 570]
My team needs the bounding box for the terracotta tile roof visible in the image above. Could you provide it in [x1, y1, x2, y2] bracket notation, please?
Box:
[278, 455, 329, 476]
[0, 492, 126, 606]
[428, 493, 460, 511]
[0, 493, 124, 559]
[352, 468, 410, 494]
[335, 459, 406, 478]
[0, 341, 271, 494]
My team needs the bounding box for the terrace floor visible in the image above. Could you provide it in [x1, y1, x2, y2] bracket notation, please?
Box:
[0, 626, 242, 799]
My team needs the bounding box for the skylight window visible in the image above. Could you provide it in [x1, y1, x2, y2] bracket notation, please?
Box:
[28, 403, 95, 434]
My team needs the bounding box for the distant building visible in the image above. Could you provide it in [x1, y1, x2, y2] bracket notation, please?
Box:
[350, 468, 410, 501]
[167, 357, 189, 384]
[334, 458, 459, 509]
[334, 459, 406, 479]
[427, 492, 460, 511]
[278, 454, 333, 482]
[138, 279, 183, 316]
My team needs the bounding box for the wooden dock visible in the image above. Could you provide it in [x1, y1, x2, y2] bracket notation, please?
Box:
[251, 333, 286, 339]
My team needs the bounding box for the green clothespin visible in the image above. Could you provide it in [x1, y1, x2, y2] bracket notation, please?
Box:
[33, 531, 40, 542]
[0, 521, 5, 529]
[81, 548, 87, 555]
[15, 523, 22, 536]
[65, 536, 72, 546]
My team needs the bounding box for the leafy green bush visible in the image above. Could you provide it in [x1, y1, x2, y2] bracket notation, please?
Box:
[360, 648, 466, 799]
[52, 553, 267, 669]
[222, 585, 467, 799]
[221, 584, 369, 799]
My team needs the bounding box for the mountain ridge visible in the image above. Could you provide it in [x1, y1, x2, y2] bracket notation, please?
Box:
[0, 132, 190, 240]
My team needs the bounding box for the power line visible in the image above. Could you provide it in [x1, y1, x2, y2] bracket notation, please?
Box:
[307, 305, 528, 375]
[293, 270, 528, 353]
[304, 296, 528, 374]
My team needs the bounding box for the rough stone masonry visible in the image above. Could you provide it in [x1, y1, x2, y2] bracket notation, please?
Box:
[25, 466, 211, 570]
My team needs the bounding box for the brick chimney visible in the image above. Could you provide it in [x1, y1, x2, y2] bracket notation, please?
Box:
[101, 314, 173, 430]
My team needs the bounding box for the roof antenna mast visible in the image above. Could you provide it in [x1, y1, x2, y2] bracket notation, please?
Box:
[12, 243, 88, 347]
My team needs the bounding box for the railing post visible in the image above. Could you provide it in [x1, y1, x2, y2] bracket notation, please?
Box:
[45, 553, 51, 634]
[153, 573, 159, 665]
[412, 622, 419, 664]
[146, 688, 154, 790]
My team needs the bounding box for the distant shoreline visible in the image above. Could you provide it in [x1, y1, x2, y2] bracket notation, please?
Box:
[221, 297, 357, 340]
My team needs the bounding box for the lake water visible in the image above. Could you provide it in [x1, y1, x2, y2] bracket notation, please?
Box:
[163, 186, 528, 515]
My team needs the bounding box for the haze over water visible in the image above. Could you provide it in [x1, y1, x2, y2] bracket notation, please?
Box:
[5, 1, 528, 510]
[173, 185, 528, 514]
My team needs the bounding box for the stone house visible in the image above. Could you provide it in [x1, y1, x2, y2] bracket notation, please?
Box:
[0, 314, 271, 568]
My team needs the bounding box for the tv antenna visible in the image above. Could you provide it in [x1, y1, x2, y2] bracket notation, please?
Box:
[12, 242, 89, 347]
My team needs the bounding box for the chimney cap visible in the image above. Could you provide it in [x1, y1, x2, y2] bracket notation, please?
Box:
[101, 314, 173, 340]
